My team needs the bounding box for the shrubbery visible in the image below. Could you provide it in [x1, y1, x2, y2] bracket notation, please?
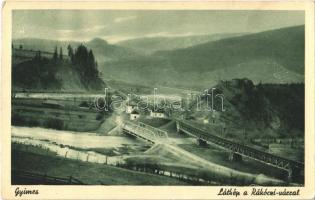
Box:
[11, 113, 39, 127]
[44, 119, 64, 130]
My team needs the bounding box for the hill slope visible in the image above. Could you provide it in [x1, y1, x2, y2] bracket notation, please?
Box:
[102, 26, 304, 88]
[188, 78, 304, 140]
[116, 33, 245, 55]
[156, 25, 304, 74]
[12, 47, 105, 92]
[13, 38, 138, 62]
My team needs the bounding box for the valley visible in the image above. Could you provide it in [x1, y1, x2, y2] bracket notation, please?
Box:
[11, 24, 305, 186]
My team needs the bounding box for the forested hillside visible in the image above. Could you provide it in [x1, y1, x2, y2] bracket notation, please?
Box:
[12, 44, 105, 91]
[13, 37, 138, 62]
[191, 79, 304, 140]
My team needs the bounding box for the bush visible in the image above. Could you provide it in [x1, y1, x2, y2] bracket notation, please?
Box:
[27, 118, 40, 127]
[96, 113, 104, 121]
[12, 113, 26, 125]
[44, 119, 64, 130]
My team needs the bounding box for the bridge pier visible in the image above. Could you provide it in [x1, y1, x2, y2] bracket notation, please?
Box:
[177, 120, 304, 178]
[197, 138, 207, 146]
[176, 121, 180, 133]
[287, 165, 303, 183]
[228, 152, 242, 162]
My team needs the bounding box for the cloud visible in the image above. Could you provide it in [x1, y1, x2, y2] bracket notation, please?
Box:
[114, 16, 137, 23]
[103, 35, 138, 43]
[87, 25, 107, 32]
[144, 31, 195, 38]
[103, 31, 197, 44]
[56, 25, 107, 35]
[57, 29, 74, 34]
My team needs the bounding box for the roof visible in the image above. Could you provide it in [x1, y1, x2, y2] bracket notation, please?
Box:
[151, 109, 164, 113]
[131, 110, 140, 114]
[128, 100, 138, 106]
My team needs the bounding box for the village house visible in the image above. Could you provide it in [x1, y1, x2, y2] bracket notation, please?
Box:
[125, 101, 137, 114]
[130, 110, 140, 120]
[150, 109, 167, 118]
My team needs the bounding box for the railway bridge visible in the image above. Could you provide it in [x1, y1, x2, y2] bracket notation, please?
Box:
[176, 120, 304, 180]
[122, 121, 168, 144]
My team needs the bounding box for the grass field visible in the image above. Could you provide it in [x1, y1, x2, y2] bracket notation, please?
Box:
[179, 143, 288, 180]
[12, 144, 188, 185]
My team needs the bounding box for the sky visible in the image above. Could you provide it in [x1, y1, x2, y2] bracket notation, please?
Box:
[13, 10, 304, 43]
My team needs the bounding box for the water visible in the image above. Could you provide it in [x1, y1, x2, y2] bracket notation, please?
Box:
[13, 137, 124, 165]
[12, 126, 142, 149]
[14, 92, 104, 99]
[11, 126, 147, 165]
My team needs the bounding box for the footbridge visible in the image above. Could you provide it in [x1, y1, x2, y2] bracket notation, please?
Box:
[176, 120, 304, 178]
[122, 121, 168, 144]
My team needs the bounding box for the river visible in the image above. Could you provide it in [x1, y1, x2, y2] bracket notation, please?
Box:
[12, 126, 148, 165]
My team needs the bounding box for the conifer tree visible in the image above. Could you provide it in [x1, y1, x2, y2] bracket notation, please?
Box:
[53, 46, 58, 62]
[67, 44, 74, 63]
[59, 47, 63, 60]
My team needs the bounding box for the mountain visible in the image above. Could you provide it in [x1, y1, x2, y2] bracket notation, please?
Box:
[101, 26, 304, 88]
[183, 78, 304, 163]
[86, 38, 138, 62]
[12, 37, 138, 62]
[155, 25, 304, 74]
[188, 79, 304, 140]
[116, 33, 246, 55]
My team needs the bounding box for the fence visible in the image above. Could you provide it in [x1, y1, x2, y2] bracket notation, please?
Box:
[12, 139, 219, 185]
[119, 164, 219, 185]
[12, 170, 84, 185]
[12, 138, 123, 166]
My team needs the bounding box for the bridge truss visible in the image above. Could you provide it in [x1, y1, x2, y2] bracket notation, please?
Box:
[177, 120, 304, 173]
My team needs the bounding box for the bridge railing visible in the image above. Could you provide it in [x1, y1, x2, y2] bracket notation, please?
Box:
[138, 122, 168, 138]
[177, 120, 304, 170]
[122, 121, 159, 143]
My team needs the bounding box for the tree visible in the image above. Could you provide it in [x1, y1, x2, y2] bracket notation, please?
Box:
[70, 44, 103, 89]
[73, 44, 88, 67]
[53, 46, 58, 62]
[34, 50, 41, 62]
[88, 50, 95, 68]
[87, 49, 99, 79]
[67, 44, 74, 63]
[59, 47, 63, 60]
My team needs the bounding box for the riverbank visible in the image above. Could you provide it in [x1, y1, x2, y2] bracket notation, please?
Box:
[12, 144, 188, 185]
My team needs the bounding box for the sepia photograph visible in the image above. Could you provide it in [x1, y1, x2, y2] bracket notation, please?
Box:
[1, 1, 315, 199]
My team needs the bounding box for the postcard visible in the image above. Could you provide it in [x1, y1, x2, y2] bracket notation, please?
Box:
[1, 1, 315, 199]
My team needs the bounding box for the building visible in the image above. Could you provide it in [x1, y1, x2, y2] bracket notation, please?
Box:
[150, 109, 166, 118]
[126, 101, 137, 114]
[126, 105, 135, 114]
[130, 110, 140, 120]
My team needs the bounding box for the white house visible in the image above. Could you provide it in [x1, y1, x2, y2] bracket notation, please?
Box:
[126, 105, 136, 114]
[203, 119, 209, 124]
[126, 101, 137, 114]
[150, 110, 166, 118]
[130, 110, 140, 120]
